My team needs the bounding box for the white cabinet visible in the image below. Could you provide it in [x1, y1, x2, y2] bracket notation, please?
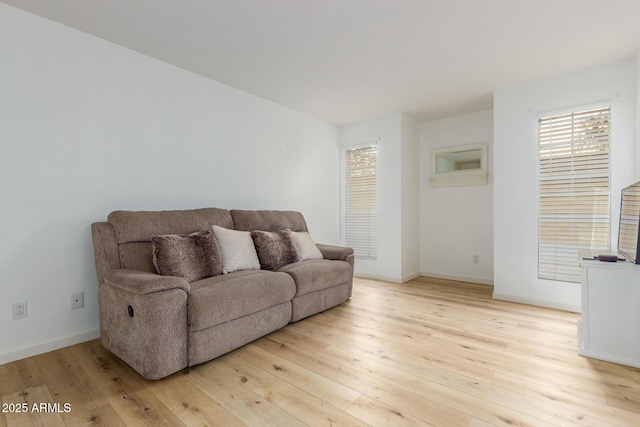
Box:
[578, 256, 640, 368]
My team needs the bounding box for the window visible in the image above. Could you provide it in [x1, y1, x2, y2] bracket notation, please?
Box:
[345, 144, 377, 260]
[538, 105, 611, 283]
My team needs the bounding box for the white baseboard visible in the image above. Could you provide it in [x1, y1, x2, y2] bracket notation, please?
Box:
[354, 271, 421, 283]
[0, 329, 100, 365]
[402, 272, 421, 283]
[355, 271, 489, 285]
[578, 348, 640, 369]
[419, 271, 494, 286]
[354, 273, 403, 283]
[492, 292, 580, 313]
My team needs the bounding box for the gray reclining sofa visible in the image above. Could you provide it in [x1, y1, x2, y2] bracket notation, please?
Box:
[91, 208, 353, 380]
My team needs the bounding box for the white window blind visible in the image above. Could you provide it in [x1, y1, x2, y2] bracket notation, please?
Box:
[345, 144, 377, 260]
[538, 106, 611, 283]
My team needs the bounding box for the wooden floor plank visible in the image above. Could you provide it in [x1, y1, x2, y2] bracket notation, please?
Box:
[258, 331, 474, 426]
[2, 276, 640, 426]
[0, 358, 43, 397]
[70, 340, 185, 426]
[62, 403, 127, 427]
[2, 385, 66, 427]
[233, 343, 362, 411]
[345, 394, 433, 427]
[185, 363, 304, 427]
[145, 372, 245, 427]
[215, 350, 368, 426]
[33, 347, 109, 422]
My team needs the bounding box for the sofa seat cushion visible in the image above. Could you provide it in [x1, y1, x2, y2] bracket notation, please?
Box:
[188, 270, 295, 332]
[276, 259, 352, 297]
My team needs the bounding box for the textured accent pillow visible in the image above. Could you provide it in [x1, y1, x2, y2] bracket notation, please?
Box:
[251, 229, 300, 270]
[151, 230, 222, 282]
[291, 231, 324, 261]
[213, 225, 261, 274]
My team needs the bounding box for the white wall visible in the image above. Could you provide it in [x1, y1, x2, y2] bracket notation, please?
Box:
[340, 113, 419, 282]
[637, 51, 640, 180]
[401, 114, 421, 281]
[0, 4, 340, 363]
[494, 58, 637, 312]
[419, 110, 494, 284]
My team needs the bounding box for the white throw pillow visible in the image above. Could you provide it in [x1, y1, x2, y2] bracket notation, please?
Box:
[291, 231, 324, 261]
[212, 225, 261, 274]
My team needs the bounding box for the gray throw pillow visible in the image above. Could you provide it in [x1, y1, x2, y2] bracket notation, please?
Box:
[151, 230, 222, 282]
[212, 225, 261, 274]
[291, 231, 324, 260]
[250, 229, 300, 270]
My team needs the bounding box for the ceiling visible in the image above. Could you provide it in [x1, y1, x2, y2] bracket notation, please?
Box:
[3, 0, 640, 125]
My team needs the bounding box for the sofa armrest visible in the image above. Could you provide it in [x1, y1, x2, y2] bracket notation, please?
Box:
[316, 244, 354, 262]
[316, 244, 355, 299]
[103, 269, 191, 295]
[99, 269, 190, 379]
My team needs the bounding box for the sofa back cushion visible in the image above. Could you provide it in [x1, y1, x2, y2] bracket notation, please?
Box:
[230, 210, 308, 232]
[108, 208, 233, 272]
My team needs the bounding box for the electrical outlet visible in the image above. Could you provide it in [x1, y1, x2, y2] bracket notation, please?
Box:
[70, 292, 84, 310]
[473, 254, 480, 264]
[13, 302, 27, 320]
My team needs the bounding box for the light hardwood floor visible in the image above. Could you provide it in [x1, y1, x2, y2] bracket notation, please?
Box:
[2, 276, 640, 426]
